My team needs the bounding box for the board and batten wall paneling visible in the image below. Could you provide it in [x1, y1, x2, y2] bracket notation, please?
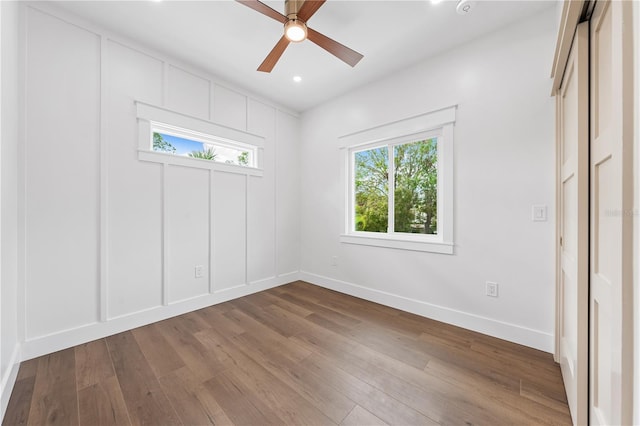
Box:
[213, 84, 248, 131]
[247, 99, 277, 283]
[107, 40, 164, 319]
[25, 7, 101, 338]
[166, 165, 210, 303]
[20, 4, 300, 359]
[167, 65, 210, 120]
[212, 171, 247, 291]
[276, 110, 301, 275]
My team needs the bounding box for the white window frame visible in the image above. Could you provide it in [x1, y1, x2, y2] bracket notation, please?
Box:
[136, 101, 265, 176]
[339, 106, 456, 254]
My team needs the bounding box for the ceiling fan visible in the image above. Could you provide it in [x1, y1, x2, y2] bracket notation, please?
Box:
[236, 0, 364, 73]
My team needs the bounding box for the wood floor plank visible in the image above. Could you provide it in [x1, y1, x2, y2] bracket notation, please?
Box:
[75, 340, 115, 390]
[520, 378, 572, 415]
[194, 306, 246, 336]
[340, 405, 388, 426]
[192, 383, 235, 426]
[154, 315, 227, 381]
[105, 331, 181, 426]
[2, 376, 36, 426]
[300, 353, 438, 425]
[249, 289, 314, 317]
[222, 308, 311, 363]
[77, 376, 131, 426]
[203, 371, 284, 425]
[294, 332, 478, 424]
[292, 315, 562, 425]
[193, 327, 337, 425]
[4, 281, 571, 426]
[131, 324, 184, 378]
[227, 298, 304, 338]
[16, 359, 38, 381]
[27, 348, 79, 426]
[199, 328, 356, 424]
[159, 366, 221, 425]
[286, 282, 421, 336]
[277, 291, 362, 329]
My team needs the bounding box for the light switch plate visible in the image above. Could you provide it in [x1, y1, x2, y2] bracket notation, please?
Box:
[532, 205, 547, 222]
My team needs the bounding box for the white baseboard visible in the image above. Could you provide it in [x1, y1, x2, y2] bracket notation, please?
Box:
[1, 343, 21, 423]
[21, 272, 300, 361]
[299, 271, 554, 353]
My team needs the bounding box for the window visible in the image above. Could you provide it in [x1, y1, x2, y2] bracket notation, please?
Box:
[340, 106, 455, 254]
[354, 137, 438, 235]
[151, 125, 256, 167]
[136, 102, 264, 176]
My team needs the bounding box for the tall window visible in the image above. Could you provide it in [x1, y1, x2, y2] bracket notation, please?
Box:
[353, 136, 439, 235]
[340, 106, 455, 254]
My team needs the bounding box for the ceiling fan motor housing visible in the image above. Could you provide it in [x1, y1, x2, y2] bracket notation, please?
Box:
[285, 0, 305, 17]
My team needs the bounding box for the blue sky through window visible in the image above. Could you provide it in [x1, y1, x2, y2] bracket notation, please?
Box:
[160, 133, 204, 155]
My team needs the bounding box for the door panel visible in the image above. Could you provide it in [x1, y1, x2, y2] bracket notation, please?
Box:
[589, 1, 634, 425]
[557, 22, 589, 426]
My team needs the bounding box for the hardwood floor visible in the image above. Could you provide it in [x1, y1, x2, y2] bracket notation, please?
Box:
[3, 281, 571, 425]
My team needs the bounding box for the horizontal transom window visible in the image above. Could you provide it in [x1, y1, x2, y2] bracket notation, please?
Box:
[151, 123, 256, 168]
[136, 102, 264, 176]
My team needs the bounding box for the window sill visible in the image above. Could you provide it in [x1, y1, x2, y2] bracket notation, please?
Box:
[138, 150, 264, 176]
[340, 233, 454, 254]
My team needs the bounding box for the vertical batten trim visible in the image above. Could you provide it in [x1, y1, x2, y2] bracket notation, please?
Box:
[162, 62, 169, 108]
[244, 174, 249, 284]
[206, 79, 212, 122]
[209, 83, 215, 122]
[99, 34, 109, 322]
[273, 110, 279, 277]
[162, 162, 169, 305]
[244, 94, 249, 132]
[17, 4, 29, 342]
[208, 169, 214, 294]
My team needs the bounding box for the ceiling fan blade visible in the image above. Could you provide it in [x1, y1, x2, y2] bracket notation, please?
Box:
[297, 0, 326, 22]
[307, 27, 363, 67]
[236, 0, 287, 23]
[258, 36, 290, 72]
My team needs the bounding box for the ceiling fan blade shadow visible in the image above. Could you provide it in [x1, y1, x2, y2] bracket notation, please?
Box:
[297, 0, 326, 22]
[258, 36, 291, 72]
[236, 0, 287, 23]
[307, 27, 363, 67]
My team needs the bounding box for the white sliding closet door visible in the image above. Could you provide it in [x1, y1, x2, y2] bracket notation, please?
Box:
[557, 22, 589, 426]
[589, 1, 634, 424]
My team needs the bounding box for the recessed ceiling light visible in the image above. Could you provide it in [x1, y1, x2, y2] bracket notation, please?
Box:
[431, 0, 444, 4]
[293, 76, 302, 83]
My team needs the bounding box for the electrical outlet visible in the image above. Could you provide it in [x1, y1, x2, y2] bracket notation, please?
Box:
[195, 265, 204, 278]
[486, 282, 498, 297]
[331, 256, 338, 266]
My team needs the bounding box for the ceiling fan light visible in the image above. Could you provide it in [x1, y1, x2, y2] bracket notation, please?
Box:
[284, 19, 307, 42]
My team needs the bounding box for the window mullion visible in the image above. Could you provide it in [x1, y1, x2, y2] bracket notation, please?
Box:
[388, 144, 395, 234]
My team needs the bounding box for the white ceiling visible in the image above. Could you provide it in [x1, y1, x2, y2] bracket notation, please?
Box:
[52, 0, 556, 112]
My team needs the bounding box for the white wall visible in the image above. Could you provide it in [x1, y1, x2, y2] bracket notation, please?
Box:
[299, 9, 557, 352]
[0, 0, 21, 419]
[19, 4, 300, 359]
